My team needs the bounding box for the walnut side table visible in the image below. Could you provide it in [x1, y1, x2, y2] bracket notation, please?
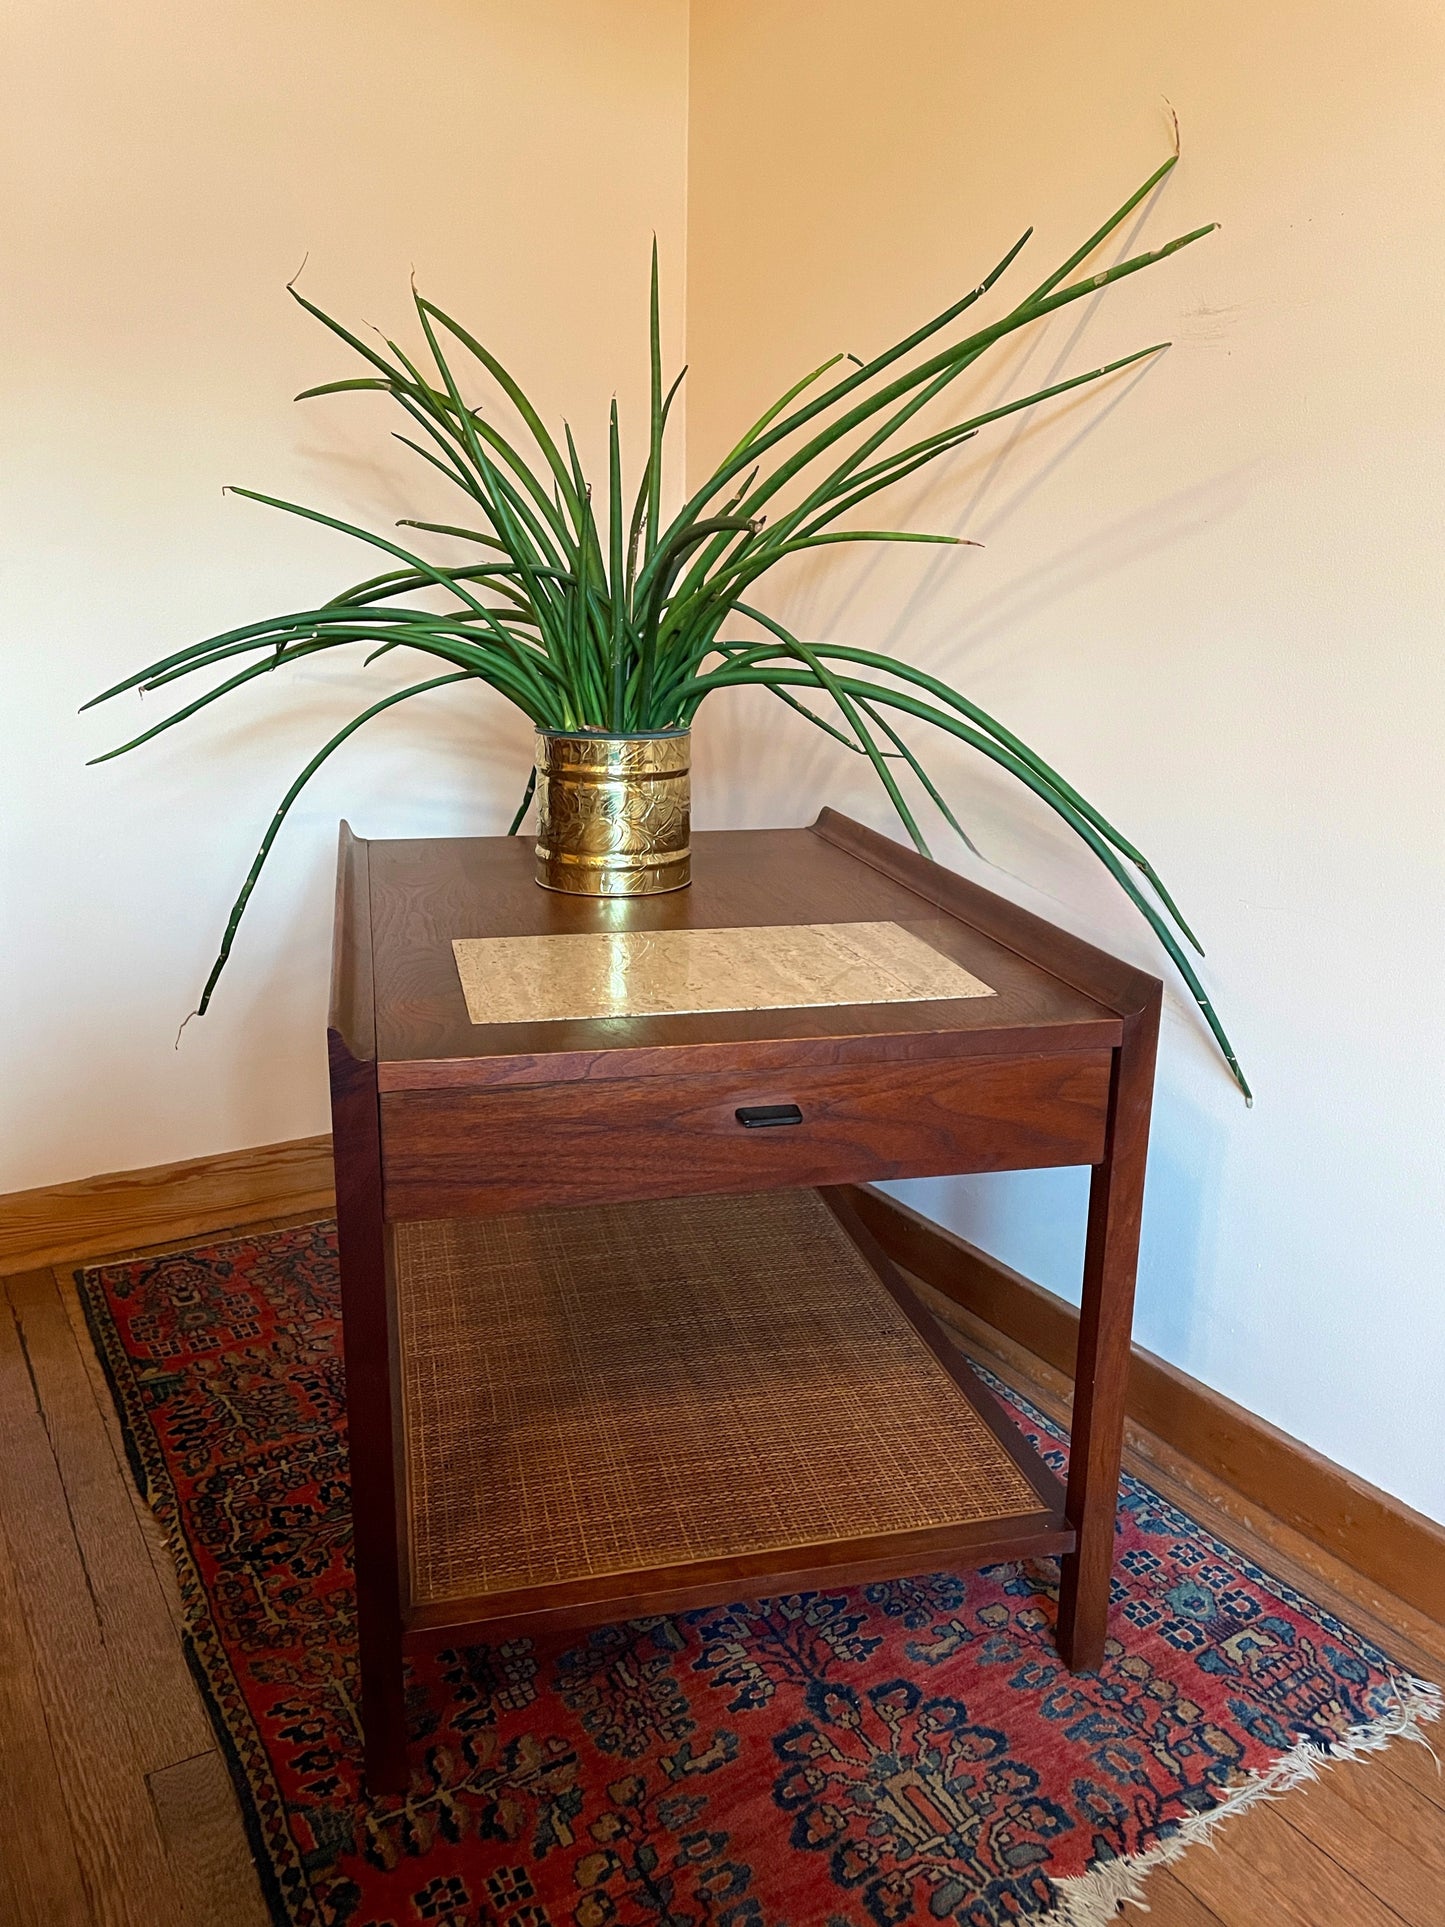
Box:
[328, 809, 1160, 1793]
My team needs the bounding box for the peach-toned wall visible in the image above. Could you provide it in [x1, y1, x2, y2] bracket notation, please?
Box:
[2, 0, 689, 1188]
[7, 0, 1441, 1520]
[685, 0, 1445, 1517]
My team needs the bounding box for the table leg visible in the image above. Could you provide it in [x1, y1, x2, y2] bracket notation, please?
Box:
[331, 1042, 409, 1795]
[1056, 991, 1160, 1671]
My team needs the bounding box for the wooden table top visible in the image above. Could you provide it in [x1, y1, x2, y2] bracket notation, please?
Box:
[344, 811, 1126, 1093]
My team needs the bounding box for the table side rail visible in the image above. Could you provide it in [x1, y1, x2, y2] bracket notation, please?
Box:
[379, 1048, 1113, 1219]
[374, 1015, 1124, 1092]
[400, 1512, 1076, 1645]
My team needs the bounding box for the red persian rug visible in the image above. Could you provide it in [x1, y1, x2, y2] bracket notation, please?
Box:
[79, 1220, 1437, 1927]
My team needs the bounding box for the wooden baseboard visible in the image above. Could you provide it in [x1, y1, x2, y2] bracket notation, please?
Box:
[0, 1136, 335, 1276]
[846, 1184, 1445, 1628]
[4, 1136, 1438, 1629]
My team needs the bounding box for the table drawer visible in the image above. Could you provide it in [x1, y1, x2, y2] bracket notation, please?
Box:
[380, 1049, 1112, 1219]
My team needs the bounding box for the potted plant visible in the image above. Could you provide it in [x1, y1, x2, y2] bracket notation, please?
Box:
[87, 151, 1248, 1098]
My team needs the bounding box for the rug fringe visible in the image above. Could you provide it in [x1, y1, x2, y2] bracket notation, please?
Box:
[1048, 1670, 1442, 1924]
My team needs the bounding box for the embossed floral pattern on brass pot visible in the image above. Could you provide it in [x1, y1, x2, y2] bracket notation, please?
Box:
[533, 728, 691, 896]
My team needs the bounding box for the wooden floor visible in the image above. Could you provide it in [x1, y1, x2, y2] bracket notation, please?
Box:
[0, 1215, 1441, 1927]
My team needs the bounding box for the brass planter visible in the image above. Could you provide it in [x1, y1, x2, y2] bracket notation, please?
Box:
[533, 728, 691, 896]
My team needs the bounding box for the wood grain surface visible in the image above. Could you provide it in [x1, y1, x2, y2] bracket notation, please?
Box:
[811, 809, 1162, 1019]
[0, 1135, 333, 1277]
[329, 829, 410, 1793]
[0, 1513, 91, 1926]
[1056, 982, 1161, 1669]
[361, 824, 1121, 1087]
[147, 1752, 271, 1927]
[381, 1048, 1112, 1217]
[0, 1275, 190, 1926]
[5, 1270, 213, 1775]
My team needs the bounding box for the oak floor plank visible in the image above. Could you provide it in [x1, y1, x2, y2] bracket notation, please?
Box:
[1133, 1864, 1229, 1924]
[0, 1852, 19, 1924]
[1171, 1794, 1412, 1927]
[1325, 1747, 1445, 1866]
[0, 1509, 91, 1927]
[148, 1750, 271, 1927]
[58, 1262, 196, 1642]
[0, 1276, 192, 1927]
[9, 1268, 213, 1775]
[1379, 1731, 1445, 1816]
[1280, 1763, 1445, 1926]
[1179, 1772, 1418, 1927]
[1166, 1835, 1319, 1927]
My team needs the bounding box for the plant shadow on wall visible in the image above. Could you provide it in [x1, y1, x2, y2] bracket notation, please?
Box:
[782, 186, 1172, 665]
[782, 179, 1254, 831]
[779, 335, 1155, 661]
[84, 147, 1251, 1100]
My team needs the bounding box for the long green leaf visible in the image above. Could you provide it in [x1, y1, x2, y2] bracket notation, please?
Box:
[193, 672, 472, 1015]
[417, 294, 581, 516]
[645, 238, 664, 564]
[627, 363, 686, 592]
[729, 615, 1203, 950]
[608, 399, 626, 728]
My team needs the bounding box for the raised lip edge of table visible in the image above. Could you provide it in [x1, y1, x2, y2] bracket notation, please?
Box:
[392, 1187, 1074, 1650]
[358, 815, 1126, 1092]
[328, 810, 1162, 1793]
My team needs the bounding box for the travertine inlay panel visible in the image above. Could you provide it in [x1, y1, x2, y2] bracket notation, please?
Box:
[452, 920, 994, 1025]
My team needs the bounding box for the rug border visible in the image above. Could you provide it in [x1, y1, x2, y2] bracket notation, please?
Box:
[970, 1359, 1444, 1921]
[969, 1356, 1435, 1667]
[76, 1243, 323, 1927]
[73, 1223, 1443, 1927]
[1049, 1671, 1442, 1924]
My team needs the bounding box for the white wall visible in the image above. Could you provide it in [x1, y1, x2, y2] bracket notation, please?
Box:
[1, 0, 690, 1187]
[686, 0, 1445, 1519]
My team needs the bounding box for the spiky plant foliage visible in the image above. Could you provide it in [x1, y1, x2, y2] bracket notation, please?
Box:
[86, 153, 1248, 1098]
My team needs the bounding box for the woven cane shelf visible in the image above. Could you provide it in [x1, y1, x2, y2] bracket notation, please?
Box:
[395, 1187, 1056, 1617]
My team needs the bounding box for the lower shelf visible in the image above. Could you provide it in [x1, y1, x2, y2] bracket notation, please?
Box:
[393, 1187, 1071, 1635]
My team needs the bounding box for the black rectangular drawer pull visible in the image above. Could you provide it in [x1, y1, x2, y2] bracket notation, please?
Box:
[735, 1102, 804, 1128]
